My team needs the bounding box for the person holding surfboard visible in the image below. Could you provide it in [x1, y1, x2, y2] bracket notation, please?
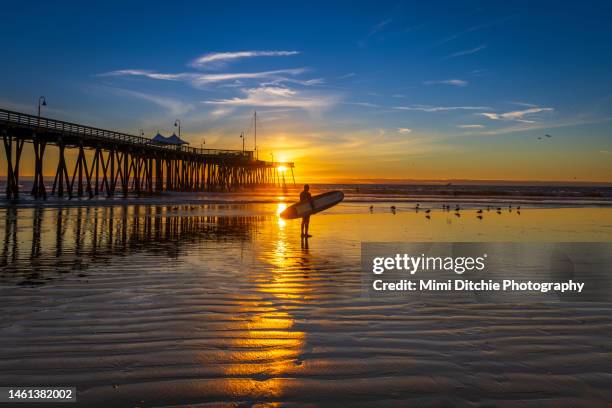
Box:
[300, 184, 315, 238]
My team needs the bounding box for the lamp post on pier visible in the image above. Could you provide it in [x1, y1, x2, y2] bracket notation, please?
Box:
[174, 119, 181, 138]
[37, 96, 47, 118]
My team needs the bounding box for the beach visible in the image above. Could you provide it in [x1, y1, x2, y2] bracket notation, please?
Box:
[1, 198, 611, 407]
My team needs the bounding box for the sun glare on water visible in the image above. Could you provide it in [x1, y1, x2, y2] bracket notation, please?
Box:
[277, 203, 287, 228]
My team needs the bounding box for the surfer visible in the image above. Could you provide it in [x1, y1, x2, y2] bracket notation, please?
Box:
[300, 184, 314, 238]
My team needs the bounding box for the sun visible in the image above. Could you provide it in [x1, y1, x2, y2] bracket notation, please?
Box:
[277, 166, 287, 172]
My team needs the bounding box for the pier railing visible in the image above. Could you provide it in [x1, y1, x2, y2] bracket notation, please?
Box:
[0, 108, 252, 158]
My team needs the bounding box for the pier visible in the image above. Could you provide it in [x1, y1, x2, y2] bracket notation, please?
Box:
[0, 108, 294, 199]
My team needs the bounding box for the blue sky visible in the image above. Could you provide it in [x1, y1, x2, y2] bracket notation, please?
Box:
[1, 1, 611, 181]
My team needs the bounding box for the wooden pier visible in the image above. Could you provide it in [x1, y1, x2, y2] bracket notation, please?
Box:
[0, 108, 294, 199]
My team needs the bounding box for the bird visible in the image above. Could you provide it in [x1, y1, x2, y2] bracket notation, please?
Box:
[390, 205, 396, 210]
[425, 215, 431, 220]
[425, 209, 431, 214]
[517, 206, 521, 210]
[477, 215, 483, 220]
[455, 205, 461, 212]
[496, 207, 502, 211]
[486, 205, 491, 211]
[545, 134, 552, 138]
[416, 203, 420, 209]
[369, 205, 374, 212]
[497, 210, 502, 215]
[454, 212, 461, 217]
[517, 211, 521, 215]
[476, 209, 483, 214]
[537, 136, 542, 140]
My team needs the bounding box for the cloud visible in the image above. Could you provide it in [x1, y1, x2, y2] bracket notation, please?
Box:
[423, 79, 468, 87]
[367, 19, 392, 38]
[600, 150, 611, 155]
[191, 50, 299, 68]
[191, 68, 306, 86]
[203, 86, 338, 110]
[338, 72, 357, 79]
[458, 124, 484, 128]
[210, 107, 235, 118]
[444, 44, 486, 60]
[100, 68, 312, 87]
[98, 69, 188, 81]
[394, 105, 490, 112]
[359, 18, 392, 46]
[344, 101, 379, 108]
[111, 88, 194, 115]
[397, 128, 412, 133]
[480, 107, 553, 121]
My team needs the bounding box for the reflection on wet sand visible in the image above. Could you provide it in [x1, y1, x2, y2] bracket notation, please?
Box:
[0, 204, 611, 406]
[0, 206, 260, 285]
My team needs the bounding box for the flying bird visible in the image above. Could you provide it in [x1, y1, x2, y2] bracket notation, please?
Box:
[545, 134, 552, 138]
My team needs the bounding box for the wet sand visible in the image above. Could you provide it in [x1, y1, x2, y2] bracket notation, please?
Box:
[1, 204, 611, 407]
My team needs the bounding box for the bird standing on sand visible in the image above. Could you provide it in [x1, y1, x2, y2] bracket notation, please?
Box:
[477, 215, 483, 220]
[425, 209, 431, 214]
[426, 215, 431, 220]
[477, 209, 483, 214]
[369, 205, 374, 212]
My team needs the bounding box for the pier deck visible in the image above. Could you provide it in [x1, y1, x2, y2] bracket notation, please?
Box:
[0, 108, 294, 199]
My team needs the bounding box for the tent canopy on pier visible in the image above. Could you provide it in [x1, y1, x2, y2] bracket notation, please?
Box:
[152, 132, 189, 145]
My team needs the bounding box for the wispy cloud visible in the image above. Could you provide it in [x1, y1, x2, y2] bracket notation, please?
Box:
[100, 68, 311, 87]
[600, 150, 611, 155]
[423, 79, 468, 87]
[359, 18, 392, 46]
[397, 128, 412, 133]
[458, 124, 484, 128]
[191, 50, 299, 68]
[338, 72, 357, 79]
[443, 44, 486, 60]
[191, 68, 306, 85]
[209, 107, 235, 118]
[432, 16, 512, 47]
[99, 69, 188, 81]
[508, 101, 539, 108]
[394, 105, 489, 112]
[367, 19, 392, 38]
[480, 107, 553, 121]
[203, 86, 338, 110]
[111, 88, 194, 116]
[344, 101, 379, 108]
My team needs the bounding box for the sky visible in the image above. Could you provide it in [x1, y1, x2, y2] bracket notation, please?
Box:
[1, 1, 611, 182]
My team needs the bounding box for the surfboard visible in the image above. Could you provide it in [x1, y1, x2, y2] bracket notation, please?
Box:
[280, 191, 344, 219]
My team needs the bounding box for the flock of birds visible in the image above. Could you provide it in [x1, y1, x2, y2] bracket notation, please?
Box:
[370, 203, 522, 220]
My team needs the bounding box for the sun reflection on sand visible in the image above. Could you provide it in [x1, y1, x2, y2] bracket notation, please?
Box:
[219, 205, 307, 398]
[276, 203, 287, 228]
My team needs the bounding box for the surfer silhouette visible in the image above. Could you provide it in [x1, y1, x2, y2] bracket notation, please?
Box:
[300, 184, 314, 238]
